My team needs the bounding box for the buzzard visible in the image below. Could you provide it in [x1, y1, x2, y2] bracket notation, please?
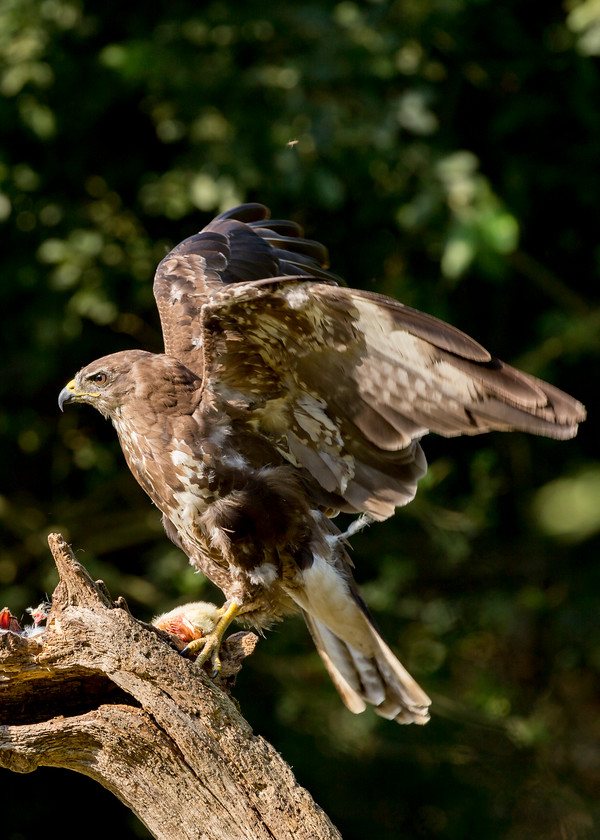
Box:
[59, 203, 585, 724]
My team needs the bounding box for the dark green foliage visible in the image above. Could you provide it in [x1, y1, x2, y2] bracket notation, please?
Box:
[1, 1, 598, 837]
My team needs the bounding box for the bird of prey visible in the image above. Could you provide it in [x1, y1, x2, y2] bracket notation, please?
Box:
[59, 203, 585, 724]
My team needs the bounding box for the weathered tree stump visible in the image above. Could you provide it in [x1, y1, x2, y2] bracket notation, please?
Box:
[0, 533, 342, 840]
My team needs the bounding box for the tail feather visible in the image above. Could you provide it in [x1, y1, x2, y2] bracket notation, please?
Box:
[303, 615, 368, 714]
[303, 610, 431, 725]
[289, 511, 431, 723]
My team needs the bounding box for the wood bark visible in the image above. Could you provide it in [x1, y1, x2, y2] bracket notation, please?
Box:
[0, 533, 342, 840]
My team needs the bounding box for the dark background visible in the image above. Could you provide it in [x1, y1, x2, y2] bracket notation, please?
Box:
[1, 1, 599, 838]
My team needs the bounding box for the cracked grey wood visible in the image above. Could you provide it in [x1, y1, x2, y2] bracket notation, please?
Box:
[0, 533, 342, 840]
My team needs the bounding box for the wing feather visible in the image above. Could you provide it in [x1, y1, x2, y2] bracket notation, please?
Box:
[153, 204, 338, 374]
[150, 204, 584, 521]
[197, 277, 585, 520]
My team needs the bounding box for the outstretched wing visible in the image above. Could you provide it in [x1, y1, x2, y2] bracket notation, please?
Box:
[197, 278, 586, 520]
[153, 203, 339, 375]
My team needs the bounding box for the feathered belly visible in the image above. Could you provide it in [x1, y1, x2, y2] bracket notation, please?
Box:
[120, 422, 320, 620]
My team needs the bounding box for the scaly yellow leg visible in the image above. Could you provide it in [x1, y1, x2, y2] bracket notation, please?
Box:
[181, 599, 242, 674]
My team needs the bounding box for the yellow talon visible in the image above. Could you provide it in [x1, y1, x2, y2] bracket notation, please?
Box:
[181, 600, 242, 673]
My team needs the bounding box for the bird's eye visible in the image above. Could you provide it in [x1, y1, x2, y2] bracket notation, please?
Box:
[90, 373, 107, 385]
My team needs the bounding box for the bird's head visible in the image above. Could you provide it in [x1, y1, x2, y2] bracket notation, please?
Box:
[58, 350, 154, 419]
[59, 349, 200, 420]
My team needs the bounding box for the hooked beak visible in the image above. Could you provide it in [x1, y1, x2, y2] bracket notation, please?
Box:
[59, 378, 102, 412]
[58, 379, 77, 411]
